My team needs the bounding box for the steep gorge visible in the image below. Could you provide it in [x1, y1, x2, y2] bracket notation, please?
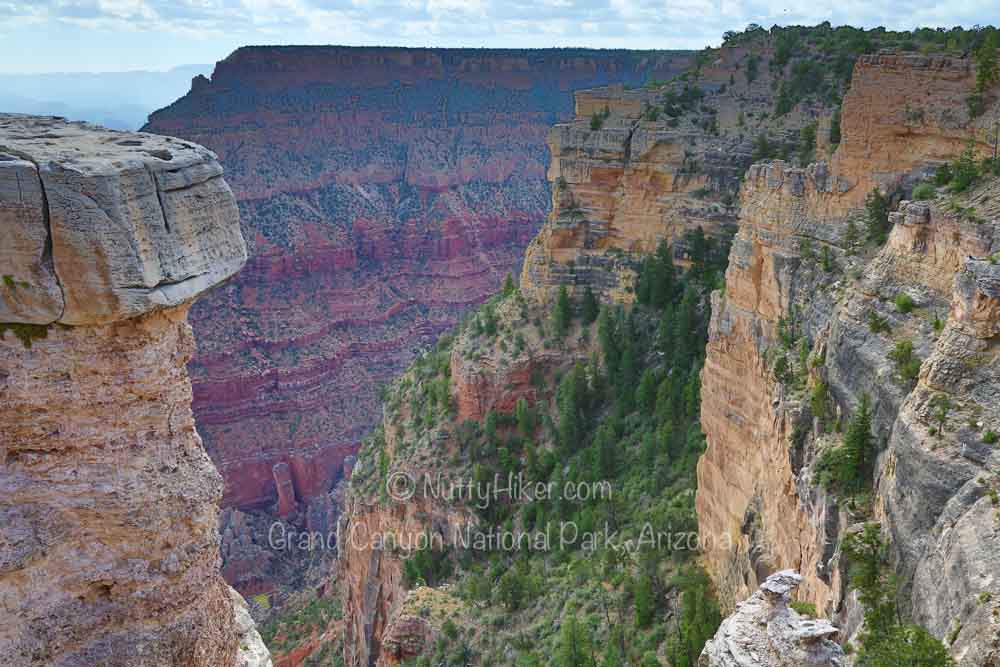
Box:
[337, 28, 1000, 667]
[141, 47, 693, 593]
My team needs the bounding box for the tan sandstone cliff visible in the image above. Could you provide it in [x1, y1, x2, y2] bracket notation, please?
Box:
[0, 115, 270, 667]
[697, 52, 1000, 663]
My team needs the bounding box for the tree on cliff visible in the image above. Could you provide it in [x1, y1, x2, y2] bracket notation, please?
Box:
[555, 607, 592, 667]
[976, 31, 998, 95]
[553, 285, 572, 338]
[865, 188, 892, 245]
[581, 285, 599, 325]
[503, 272, 516, 297]
[844, 523, 954, 667]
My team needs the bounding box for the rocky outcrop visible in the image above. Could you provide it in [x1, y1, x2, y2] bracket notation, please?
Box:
[141, 47, 694, 590]
[699, 571, 844, 667]
[0, 115, 268, 666]
[520, 44, 822, 305]
[696, 52, 1000, 663]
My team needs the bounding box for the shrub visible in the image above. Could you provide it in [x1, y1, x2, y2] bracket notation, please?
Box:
[888, 340, 921, 383]
[984, 429, 998, 445]
[912, 183, 936, 200]
[868, 311, 891, 334]
[894, 293, 915, 314]
[791, 601, 818, 617]
[948, 142, 981, 193]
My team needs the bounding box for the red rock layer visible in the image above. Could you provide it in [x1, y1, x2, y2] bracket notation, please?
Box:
[142, 47, 694, 531]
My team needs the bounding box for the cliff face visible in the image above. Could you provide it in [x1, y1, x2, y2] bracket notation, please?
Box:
[337, 38, 837, 667]
[141, 47, 693, 590]
[696, 52, 1000, 662]
[521, 44, 820, 305]
[0, 115, 268, 666]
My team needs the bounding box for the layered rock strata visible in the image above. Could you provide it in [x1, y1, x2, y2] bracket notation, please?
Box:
[142, 48, 694, 538]
[0, 115, 268, 666]
[696, 52, 1000, 662]
[521, 44, 822, 305]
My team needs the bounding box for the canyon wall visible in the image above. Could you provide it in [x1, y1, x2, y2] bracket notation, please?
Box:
[141, 47, 693, 591]
[0, 115, 269, 666]
[338, 39, 833, 666]
[697, 52, 1000, 663]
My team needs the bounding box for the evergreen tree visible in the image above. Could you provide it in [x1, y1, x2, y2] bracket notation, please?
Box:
[843, 524, 953, 667]
[503, 272, 516, 297]
[555, 609, 590, 667]
[840, 393, 875, 490]
[553, 285, 573, 338]
[865, 188, 892, 245]
[636, 369, 657, 415]
[976, 31, 998, 94]
[634, 574, 655, 627]
[558, 364, 588, 454]
[515, 397, 535, 438]
[581, 285, 599, 325]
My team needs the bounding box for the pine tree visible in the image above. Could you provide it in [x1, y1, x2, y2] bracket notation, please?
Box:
[636, 369, 657, 415]
[841, 393, 874, 490]
[865, 188, 892, 245]
[553, 285, 572, 338]
[581, 285, 599, 325]
[634, 574, 655, 627]
[555, 609, 590, 667]
[515, 397, 535, 438]
[503, 272, 516, 297]
[976, 31, 998, 94]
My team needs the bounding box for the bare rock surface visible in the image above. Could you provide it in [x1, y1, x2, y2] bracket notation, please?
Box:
[0, 116, 266, 666]
[699, 571, 844, 667]
[0, 114, 245, 325]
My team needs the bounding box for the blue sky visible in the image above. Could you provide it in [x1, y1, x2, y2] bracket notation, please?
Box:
[4, 0, 999, 74]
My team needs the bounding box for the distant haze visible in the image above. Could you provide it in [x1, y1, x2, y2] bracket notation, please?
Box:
[0, 65, 211, 130]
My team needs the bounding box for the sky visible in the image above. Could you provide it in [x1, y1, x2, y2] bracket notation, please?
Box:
[3, 0, 999, 74]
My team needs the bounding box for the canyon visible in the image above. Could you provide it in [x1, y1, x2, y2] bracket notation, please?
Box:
[142, 47, 694, 593]
[337, 28, 1000, 667]
[0, 116, 269, 666]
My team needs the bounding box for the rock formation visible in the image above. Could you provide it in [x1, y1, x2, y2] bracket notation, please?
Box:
[141, 46, 694, 592]
[699, 571, 844, 667]
[696, 52, 1000, 663]
[521, 45, 820, 305]
[0, 115, 269, 666]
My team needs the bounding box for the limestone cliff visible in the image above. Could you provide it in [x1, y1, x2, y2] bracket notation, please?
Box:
[696, 52, 1000, 663]
[521, 43, 822, 305]
[0, 115, 269, 666]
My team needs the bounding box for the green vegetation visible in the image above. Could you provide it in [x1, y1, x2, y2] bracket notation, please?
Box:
[790, 601, 818, 617]
[842, 524, 954, 666]
[817, 394, 876, 492]
[259, 595, 342, 654]
[829, 109, 842, 146]
[377, 225, 732, 665]
[894, 293, 915, 314]
[553, 285, 572, 339]
[888, 340, 922, 384]
[865, 188, 892, 245]
[798, 122, 817, 166]
[867, 310, 891, 335]
[0, 322, 50, 349]
[913, 183, 936, 200]
[590, 106, 611, 131]
[969, 31, 999, 117]
[984, 429, 998, 444]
